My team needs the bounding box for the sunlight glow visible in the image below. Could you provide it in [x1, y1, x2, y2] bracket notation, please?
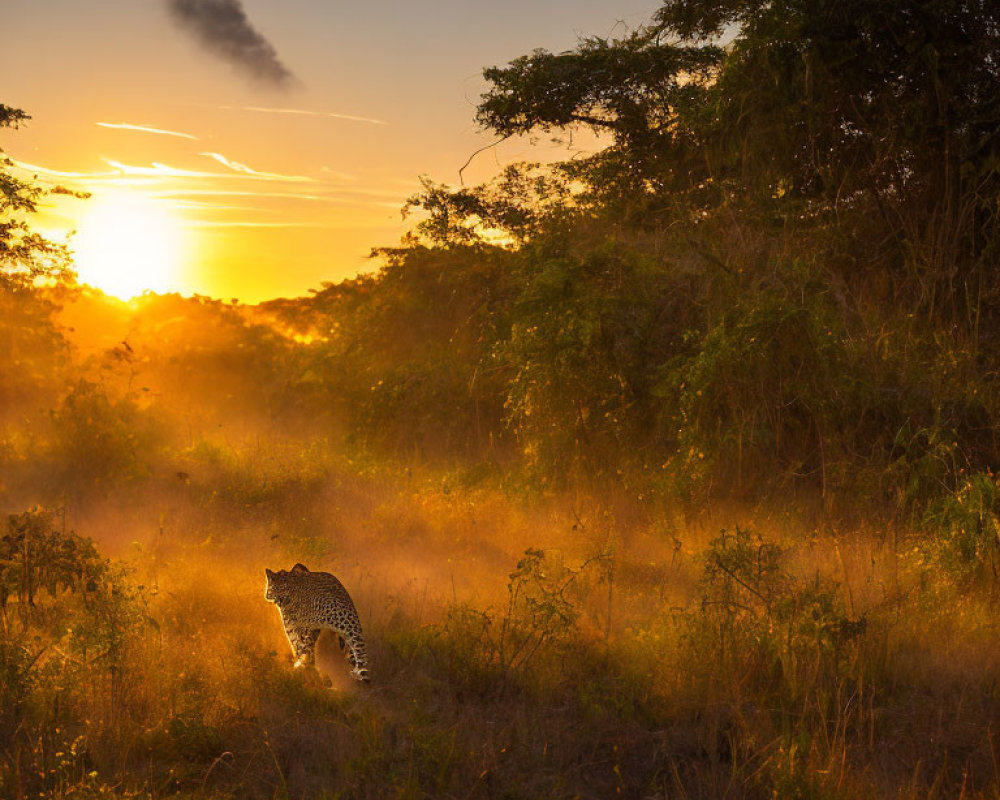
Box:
[71, 192, 184, 299]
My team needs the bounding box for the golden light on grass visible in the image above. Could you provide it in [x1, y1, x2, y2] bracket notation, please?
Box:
[71, 191, 184, 299]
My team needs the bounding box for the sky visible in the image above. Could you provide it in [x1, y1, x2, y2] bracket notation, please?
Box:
[2, 0, 658, 303]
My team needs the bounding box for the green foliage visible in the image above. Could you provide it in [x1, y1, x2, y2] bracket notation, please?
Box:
[406, 164, 573, 246]
[1, 509, 104, 619]
[220, 0, 1000, 518]
[0, 284, 71, 422]
[0, 104, 76, 439]
[1, 105, 76, 291]
[478, 33, 722, 205]
[923, 470, 1000, 583]
[0, 509, 149, 800]
[497, 548, 579, 669]
[7, 25, 1000, 790]
[701, 527, 861, 702]
[478, 34, 721, 141]
[288, 244, 511, 459]
[883, 421, 961, 512]
[480, 0, 1000, 318]
[497, 237, 677, 480]
[659, 286, 849, 495]
[680, 527, 868, 785]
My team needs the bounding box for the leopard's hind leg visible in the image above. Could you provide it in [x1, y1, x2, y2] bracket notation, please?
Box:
[329, 623, 369, 682]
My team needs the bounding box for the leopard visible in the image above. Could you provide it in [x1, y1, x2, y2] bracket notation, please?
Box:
[264, 563, 370, 682]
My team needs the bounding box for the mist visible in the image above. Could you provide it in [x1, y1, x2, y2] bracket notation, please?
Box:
[3, 285, 997, 797]
[5, 0, 1000, 792]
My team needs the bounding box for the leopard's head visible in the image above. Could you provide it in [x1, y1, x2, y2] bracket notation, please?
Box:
[264, 568, 284, 602]
[265, 564, 310, 602]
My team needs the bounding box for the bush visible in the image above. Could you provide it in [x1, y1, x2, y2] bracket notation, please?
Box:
[0, 509, 147, 799]
[677, 526, 868, 793]
[48, 381, 168, 492]
[657, 288, 849, 498]
[923, 470, 1000, 584]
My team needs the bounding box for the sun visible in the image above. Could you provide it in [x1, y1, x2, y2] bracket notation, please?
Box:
[71, 192, 184, 299]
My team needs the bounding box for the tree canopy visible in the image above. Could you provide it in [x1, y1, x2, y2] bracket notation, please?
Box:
[476, 0, 1000, 317]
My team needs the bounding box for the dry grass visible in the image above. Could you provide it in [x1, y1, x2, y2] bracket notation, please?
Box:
[4, 439, 1000, 799]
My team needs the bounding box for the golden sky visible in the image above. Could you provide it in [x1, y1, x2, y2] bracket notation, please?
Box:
[3, 0, 648, 303]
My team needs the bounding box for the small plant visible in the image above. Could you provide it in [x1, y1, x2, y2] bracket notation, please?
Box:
[442, 548, 605, 689]
[923, 470, 1000, 584]
[683, 528, 865, 731]
[495, 548, 579, 673]
[0, 508, 104, 632]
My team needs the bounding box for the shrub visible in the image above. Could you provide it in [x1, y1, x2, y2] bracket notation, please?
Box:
[0, 509, 147, 799]
[679, 528, 867, 756]
[48, 380, 168, 492]
[657, 288, 849, 498]
[923, 470, 1000, 584]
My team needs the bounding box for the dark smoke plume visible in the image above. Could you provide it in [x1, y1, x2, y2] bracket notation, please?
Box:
[166, 0, 296, 88]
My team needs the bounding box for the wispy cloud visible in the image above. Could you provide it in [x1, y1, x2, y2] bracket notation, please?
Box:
[153, 185, 407, 201]
[10, 158, 205, 188]
[168, 200, 262, 212]
[152, 189, 342, 202]
[97, 157, 315, 185]
[13, 157, 408, 202]
[165, 0, 296, 88]
[223, 105, 388, 126]
[97, 122, 198, 140]
[9, 159, 111, 180]
[13, 151, 411, 236]
[103, 159, 219, 179]
[186, 220, 328, 228]
[200, 152, 314, 182]
[320, 166, 357, 182]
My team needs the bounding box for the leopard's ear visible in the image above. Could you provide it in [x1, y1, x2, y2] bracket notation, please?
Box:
[291, 563, 309, 574]
[265, 568, 275, 578]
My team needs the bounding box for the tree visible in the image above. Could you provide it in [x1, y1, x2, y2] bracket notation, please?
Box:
[0, 105, 77, 423]
[0, 105, 76, 291]
[365, 0, 1000, 499]
[477, 0, 1000, 319]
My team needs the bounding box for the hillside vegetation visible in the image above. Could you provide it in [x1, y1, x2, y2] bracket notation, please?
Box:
[2, 1, 1000, 797]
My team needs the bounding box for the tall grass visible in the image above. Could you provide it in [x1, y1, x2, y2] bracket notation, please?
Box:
[3, 440, 1000, 798]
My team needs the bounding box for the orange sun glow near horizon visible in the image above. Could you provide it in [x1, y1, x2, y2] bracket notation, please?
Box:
[70, 192, 186, 300]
